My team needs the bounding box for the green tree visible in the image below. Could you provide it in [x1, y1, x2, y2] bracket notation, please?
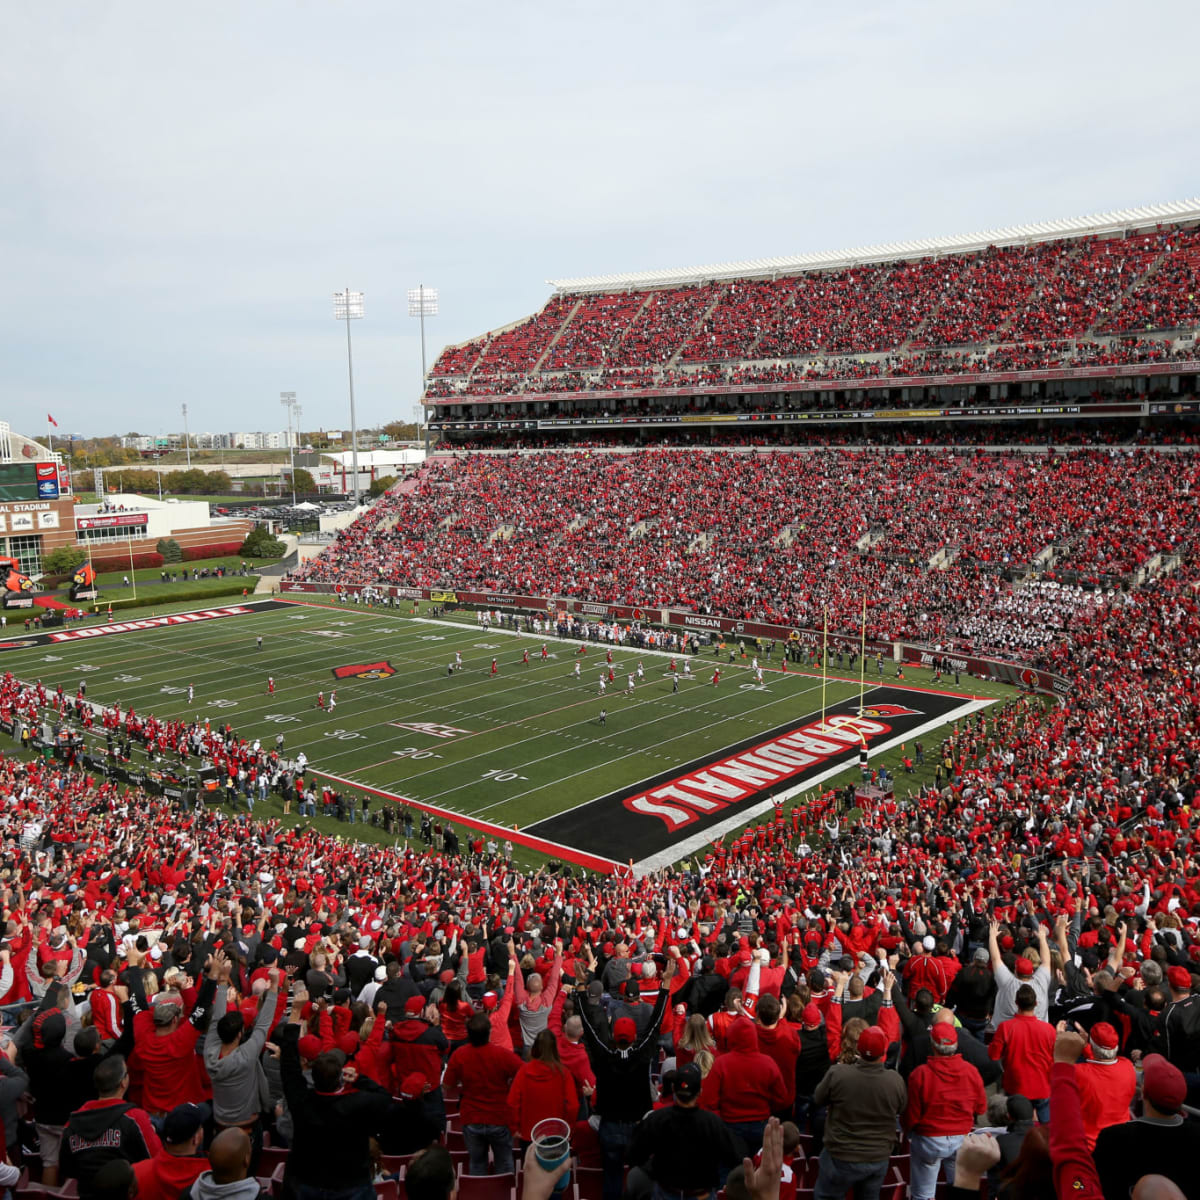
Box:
[240, 525, 286, 558]
[288, 468, 317, 494]
[367, 474, 398, 498]
[107, 468, 162, 494]
[156, 538, 183, 562]
[42, 546, 88, 575]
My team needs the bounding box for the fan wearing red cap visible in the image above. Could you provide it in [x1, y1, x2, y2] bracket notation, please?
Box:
[1092, 1053, 1200, 1196]
[1074, 1021, 1136, 1150]
[988, 921, 1052, 1027]
[902, 1018, 986, 1200]
[1166, 965, 1193, 995]
[390, 992, 450, 1103]
[813, 1021, 907, 1187]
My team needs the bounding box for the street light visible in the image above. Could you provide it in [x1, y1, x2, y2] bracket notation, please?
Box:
[408, 285, 438, 455]
[333, 288, 364, 504]
[280, 392, 300, 506]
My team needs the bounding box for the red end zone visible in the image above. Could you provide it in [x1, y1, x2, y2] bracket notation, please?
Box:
[308, 768, 628, 877]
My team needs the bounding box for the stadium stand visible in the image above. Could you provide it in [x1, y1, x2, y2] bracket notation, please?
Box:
[289, 448, 1197, 656]
[9, 203, 1200, 1200]
[423, 206, 1200, 459]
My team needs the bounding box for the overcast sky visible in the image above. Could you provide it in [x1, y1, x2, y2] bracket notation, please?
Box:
[2, 2, 1196, 439]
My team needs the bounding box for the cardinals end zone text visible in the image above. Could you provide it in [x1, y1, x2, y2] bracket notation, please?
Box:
[623, 703, 920, 831]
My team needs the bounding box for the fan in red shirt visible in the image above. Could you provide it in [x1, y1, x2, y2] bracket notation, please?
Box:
[987, 983, 1056, 1119]
[443, 1013, 523, 1176]
[903, 1023, 987, 1200]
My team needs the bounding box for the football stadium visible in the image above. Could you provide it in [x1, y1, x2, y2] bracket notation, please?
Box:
[3, 6, 1200, 1200]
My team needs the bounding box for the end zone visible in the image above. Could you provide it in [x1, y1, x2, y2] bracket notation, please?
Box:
[525, 685, 992, 874]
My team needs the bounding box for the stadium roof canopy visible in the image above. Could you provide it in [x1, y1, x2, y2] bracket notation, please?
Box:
[547, 199, 1200, 295]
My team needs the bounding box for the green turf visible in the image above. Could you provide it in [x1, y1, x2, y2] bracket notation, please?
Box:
[73, 555, 281, 605]
[0, 598, 1021, 867]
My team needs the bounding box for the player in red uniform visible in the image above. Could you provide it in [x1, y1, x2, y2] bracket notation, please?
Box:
[267, 676, 275, 694]
[491, 658, 498, 675]
[712, 668, 720, 687]
[522, 648, 529, 665]
[316, 691, 325, 708]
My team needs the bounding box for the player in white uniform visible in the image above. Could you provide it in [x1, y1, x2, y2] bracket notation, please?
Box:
[683, 660, 692, 678]
[598, 676, 607, 695]
[627, 673, 635, 694]
[574, 661, 581, 679]
[636, 661, 644, 680]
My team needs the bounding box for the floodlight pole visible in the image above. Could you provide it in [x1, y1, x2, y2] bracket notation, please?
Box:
[408, 285, 438, 456]
[181, 403, 191, 467]
[280, 392, 298, 506]
[333, 288, 364, 505]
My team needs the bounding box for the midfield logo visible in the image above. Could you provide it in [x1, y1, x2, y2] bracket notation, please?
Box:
[332, 660, 396, 680]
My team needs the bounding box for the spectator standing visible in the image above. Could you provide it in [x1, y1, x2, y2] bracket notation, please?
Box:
[626, 1064, 744, 1197]
[699, 1016, 788, 1153]
[1073, 1022, 1136, 1150]
[130, 959, 218, 1117]
[180, 1128, 265, 1200]
[507, 1030, 581, 1144]
[812, 1026, 906, 1200]
[60, 1055, 162, 1198]
[988, 919, 1051, 1025]
[513, 941, 563, 1051]
[443, 1013, 522, 1176]
[24, 1008, 74, 1186]
[577, 960, 673, 1200]
[986, 984, 1056, 1122]
[278, 996, 395, 1200]
[1092, 1053, 1200, 1200]
[204, 959, 281, 1160]
[902, 1024, 987, 1200]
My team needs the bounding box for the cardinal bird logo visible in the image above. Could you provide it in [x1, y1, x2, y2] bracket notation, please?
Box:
[857, 703, 922, 718]
[332, 660, 396, 680]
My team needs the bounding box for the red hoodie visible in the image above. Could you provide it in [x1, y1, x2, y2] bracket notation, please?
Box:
[132, 1149, 208, 1200]
[904, 1053, 986, 1136]
[700, 1019, 788, 1122]
[507, 1058, 578, 1140]
[754, 1022, 800, 1111]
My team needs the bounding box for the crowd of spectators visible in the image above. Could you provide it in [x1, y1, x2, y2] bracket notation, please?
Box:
[289, 448, 1198, 654]
[4, 523, 1200, 1198]
[425, 225, 1200, 408]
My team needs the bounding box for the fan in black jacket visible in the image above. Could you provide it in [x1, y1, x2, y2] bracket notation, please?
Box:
[60, 1054, 161, 1199]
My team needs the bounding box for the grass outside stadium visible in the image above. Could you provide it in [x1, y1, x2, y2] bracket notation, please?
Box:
[0, 593, 1030, 873]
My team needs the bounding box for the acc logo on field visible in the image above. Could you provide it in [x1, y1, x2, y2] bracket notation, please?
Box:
[332, 660, 396, 680]
[0, 640, 37, 650]
[857, 703, 922, 718]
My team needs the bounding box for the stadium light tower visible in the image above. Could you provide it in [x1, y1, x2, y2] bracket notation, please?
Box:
[280, 391, 299, 506]
[407, 285, 438, 454]
[181, 403, 191, 467]
[333, 288, 364, 505]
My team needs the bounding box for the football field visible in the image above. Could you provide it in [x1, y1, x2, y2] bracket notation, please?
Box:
[1, 599, 1001, 872]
